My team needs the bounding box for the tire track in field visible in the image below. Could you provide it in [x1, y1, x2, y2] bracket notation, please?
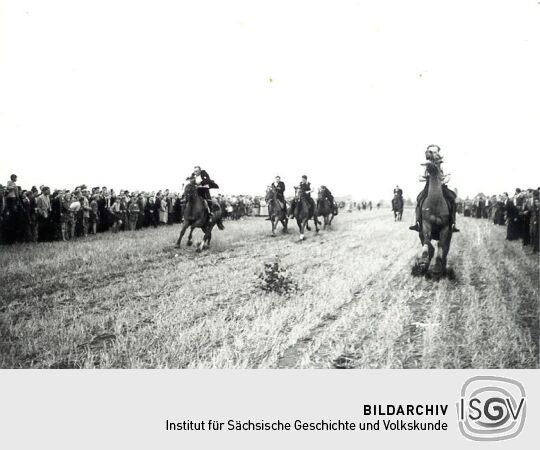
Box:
[310, 256, 426, 369]
[275, 242, 415, 368]
[295, 220, 468, 369]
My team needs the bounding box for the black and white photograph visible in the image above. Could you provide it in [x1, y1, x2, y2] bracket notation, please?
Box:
[1, 0, 538, 373]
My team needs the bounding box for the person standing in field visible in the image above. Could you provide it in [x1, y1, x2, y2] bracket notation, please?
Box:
[89, 194, 99, 235]
[127, 194, 140, 231]
[36, 186, 52, 241]
[5, 174, 20, 215]
[79, 190, 91, 237]
[60, 191, 72, 241]
[145, 196, 158, 228]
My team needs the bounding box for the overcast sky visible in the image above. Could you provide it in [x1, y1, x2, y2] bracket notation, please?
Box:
[1, 0, 538, 200]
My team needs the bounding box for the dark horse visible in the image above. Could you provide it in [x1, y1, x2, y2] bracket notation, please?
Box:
[316, 189, 335, 230]
[175, 184, 224, 251]
[415, 158, 453, 275]
[265, 185, 288, 236]
[294, 187, 319, 241]
[392, 193, 404, 221]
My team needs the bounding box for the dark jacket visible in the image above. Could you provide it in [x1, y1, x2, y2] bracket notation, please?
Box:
[273, 181, 285, 194]
[192, 170, 219, 189]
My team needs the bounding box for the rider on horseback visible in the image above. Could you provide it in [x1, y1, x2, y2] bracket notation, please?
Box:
[408, 145, 460, 233]
[191, 166, 219, 217]
[290, 175, 317, 219]
[318, 185, 337, 215]
[266, 176, 286, 220]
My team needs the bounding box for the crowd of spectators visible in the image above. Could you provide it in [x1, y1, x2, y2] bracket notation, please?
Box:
[0, 174, 265, 245]
[457, 188, 540, 253]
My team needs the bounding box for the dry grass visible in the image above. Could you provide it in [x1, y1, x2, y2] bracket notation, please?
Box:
[0, 209, 538, 369]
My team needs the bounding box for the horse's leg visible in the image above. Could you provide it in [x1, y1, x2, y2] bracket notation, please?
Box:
[443, 230, 452, 271]
[187, 226, 195, 246]
[176, 222, 190, 248]
[298, 218, 305, 240]
[282, 216, 289, 233]
[420, 222, 432, 272]
[204, 225, 214, 250]
[434, 226, 451, 274]
[196, 226, 206, 252]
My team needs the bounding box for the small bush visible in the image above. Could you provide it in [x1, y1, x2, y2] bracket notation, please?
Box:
[259, 257, 297, 295]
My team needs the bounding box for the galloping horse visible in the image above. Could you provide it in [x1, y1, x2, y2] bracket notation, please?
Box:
[175, 183, 224, 251]
[265, 185, 288, 236]
[416, 154, 453, 275]
[391, 193, 404, 221]
[294, 187, 319, 240]
[316, 189, 334, 230]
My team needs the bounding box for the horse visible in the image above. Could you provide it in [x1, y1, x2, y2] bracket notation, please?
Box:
[265, 185, 288, 236]
[316, 189, 334, 230]
[415, 158, 453, 275]
[175, 183, 224, 251]
[391, 194, 403, 221]
[293, 187, 319, 240]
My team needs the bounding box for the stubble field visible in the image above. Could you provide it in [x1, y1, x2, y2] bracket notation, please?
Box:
[0, 209, 538, 369]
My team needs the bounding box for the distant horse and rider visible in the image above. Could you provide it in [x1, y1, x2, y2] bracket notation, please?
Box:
[265, 176, 289, 236]
[409, 145, 459, 276]
[176, 166, 224, 251]
[289, 175, 320, 241]
[316, 185, 337, 230]
[392, 185, 404, 221]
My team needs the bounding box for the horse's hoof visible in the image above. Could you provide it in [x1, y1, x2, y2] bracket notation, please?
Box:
[187, 241, 193, 247]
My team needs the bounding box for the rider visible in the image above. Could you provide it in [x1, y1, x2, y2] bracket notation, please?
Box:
[393, 185, 403, 197]
[318, 185, 337, 215]
[290, 175, 317, 219]
[408, 145, 460, 233]
[191, 165, 219, 217]
[266, 175, 286, 220]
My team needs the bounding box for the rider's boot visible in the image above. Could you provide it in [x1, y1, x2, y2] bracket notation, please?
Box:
[289, 201, 296, 219]
[204, 199, 214, 217]
[409, 205, 421, 231]
[451, 205, 460, 232]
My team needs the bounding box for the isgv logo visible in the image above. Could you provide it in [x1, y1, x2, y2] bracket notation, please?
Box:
[457, 376, 526, 441]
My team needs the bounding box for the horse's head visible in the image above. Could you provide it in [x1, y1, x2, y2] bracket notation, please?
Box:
[183, 182, 198, 201]
[294, 186, 301, 200]
[425, 144, 442, 162]
[265, 185, 276, 202]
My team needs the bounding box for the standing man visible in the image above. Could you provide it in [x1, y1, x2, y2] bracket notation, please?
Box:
[36, 186, 52, 241]
[127, 194, 140, 231]
[5, 174, 19, 214]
